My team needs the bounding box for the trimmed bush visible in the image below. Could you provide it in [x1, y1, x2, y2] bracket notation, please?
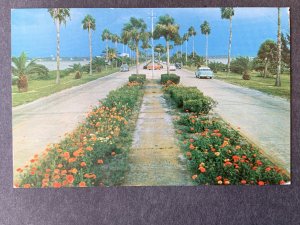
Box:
[165, 85, 215, 114]
[75, 71, 82, 79]
[129, 74, 146, 84]
[161, 74, 180, 84]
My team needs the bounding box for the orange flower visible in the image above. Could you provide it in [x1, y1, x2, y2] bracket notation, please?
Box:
[53, 182, 62, 188]
[232, 155, 240, 163]
[73, 148, 84, 157]
[95, 122, 101, 127]
[258, 181, 265, 186]
[86, 146, 93, 151]
[66, 175, 74, 184]
[45, 168, 51, 173]
[240, 180, 247, 185]
[199, 166, 206, 173]
[192, 174, 198, 180]
[217, 180, 223, 185]
[111, 151, 116, 156]
[57, 164, 63, 168]
[69, 168, 78, 174]
[80, 162, 87, 167]
[23, 184, 31, 188]
[79, 181, 86, 187]
[97, 159, 104, 164]
[279, 180, 285, 185]
[265, 167, 271, 172]
[54, 169, 60, 174]
[68, 157, 77, 163]
[84, 173, 97, 179]
[63, 152, 70, 160]
[189, 144, 195, 150]
[186, 152, 192, 158]
[16, 168, 23, 173]
[224, 179, 230, 185]
[216, 176, 222, 181]
[61, 170, 67, 175]
[30, 159, 35, 163]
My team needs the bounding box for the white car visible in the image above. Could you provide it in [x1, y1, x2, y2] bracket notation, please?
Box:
[169, 65, 176, 71]
[195, 67, 214, 79]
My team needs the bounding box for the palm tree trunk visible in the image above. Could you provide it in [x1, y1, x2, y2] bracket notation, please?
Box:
[55, 17, 60, 84]
[135, 42, 139, 74]
[180, 44, 183, 59]
[88, 26, 92, 76]
[206, 33, 208, 66]
[185, 41, 188, 64]
[166, 40, 170, 74]
[275, 7, 282, 87]
[105, 39, 108, 70]
[192, 35, 195, 58]
[227, 16, 232, 75]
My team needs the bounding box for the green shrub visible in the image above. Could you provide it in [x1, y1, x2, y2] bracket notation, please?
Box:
[12, 76, 19, 85]
[161, 74, 180, 84]
[74, 71, 82, 79]
[129, 74, 146, 84]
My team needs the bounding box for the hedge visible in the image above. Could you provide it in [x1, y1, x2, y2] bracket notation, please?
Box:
[161, 74, 180, 84]
[129, 74, 146, 84]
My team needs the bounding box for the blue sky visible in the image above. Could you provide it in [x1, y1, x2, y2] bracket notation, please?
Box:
[11, 8, 290, 58]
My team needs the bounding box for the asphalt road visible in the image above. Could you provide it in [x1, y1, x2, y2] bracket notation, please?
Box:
[13, 69, 132, 175]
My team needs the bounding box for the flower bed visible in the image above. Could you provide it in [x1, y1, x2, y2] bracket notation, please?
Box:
[164, 85, 289, 185]
[15, 81, 145, 188]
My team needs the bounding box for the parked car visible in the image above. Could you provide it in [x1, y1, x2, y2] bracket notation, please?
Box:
[143, 64, 148, 69]
[169, 65, 176, 71]
[120, 64, 129, 72]
[147, 63, 161, 70]
[175, 62, 182, 69]
[195, 66, 214, 79]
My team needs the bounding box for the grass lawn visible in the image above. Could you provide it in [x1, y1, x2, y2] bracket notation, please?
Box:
[184, 66, 290, 99]
[12, 67, 119, 107]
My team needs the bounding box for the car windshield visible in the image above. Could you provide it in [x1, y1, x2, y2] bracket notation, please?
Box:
[198, 69, 213, 75]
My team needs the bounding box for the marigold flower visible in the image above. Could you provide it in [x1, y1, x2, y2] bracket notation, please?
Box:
[199, 166, 206, 173]
[68, 157, 77, 163]
[66, 175, 75, 184]
[53, 182, 62, 188]
[235, 145, 241, 150]
[216, 176, 222, 181]
[97, 159, 104, 164]
[217, 180, 223, 185]
[279, 180, 285, 185]
[86, 146, 93, 151]
[80, 162, 87, 167]
[192, 174, 198, 180]
[186, 152, 192, 157]
[57, 164, 63, 168]
[111, 151, 116, 156]
[189, 138, 194, 143]
[224, 179, 230, 185]
[214, 152, 220, 157]
[240, 180, 247, 185]
[258, 181, 265, 186]
[232, 155, 240, 162]
[79, 181, 87, 187]
[63, 152, 70, 159]
[69, 168, 78, 174]
[189, 144, 195, 150]
[23, 184, 31, 188]
[265, 167, 271, 172]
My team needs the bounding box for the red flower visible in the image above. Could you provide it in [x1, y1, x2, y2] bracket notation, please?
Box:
[66, 175, 74, 184]
[199, 167, 206, 173]
[53, 182, 62, 188]
[258, 181, 265, 186]
[240, 180, 247, 185]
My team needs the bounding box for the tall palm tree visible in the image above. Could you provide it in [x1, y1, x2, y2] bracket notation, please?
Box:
[48, 8, 71, 84]
[154, 44, 166, 62]
[121, 17, 147, 74]
[153, 14, 179, 74]
[200, 21, 211, 66]
[12, 52, 48, 92]
[275, 8, 282, 87]
[188, 26, 196, 58]
[82, 14, 96, 76]
[102, 29, 111, 66]
[111, 34, 121, 51]
[221, 7, 234, 75]
[174, 34, 182, 59]
[183, 33, 189, 63]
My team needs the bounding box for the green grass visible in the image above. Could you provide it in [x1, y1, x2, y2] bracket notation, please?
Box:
[12, 68, 119, 107]
[184, 66, 291, 99]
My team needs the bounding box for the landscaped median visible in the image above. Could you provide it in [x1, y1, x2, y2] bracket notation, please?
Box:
[163, 84, 290, 185]
[15, 79, 145, 188]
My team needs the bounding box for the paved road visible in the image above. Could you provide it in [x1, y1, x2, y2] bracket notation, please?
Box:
[145, 66, 290, 174]
[13, 69, 132, 175]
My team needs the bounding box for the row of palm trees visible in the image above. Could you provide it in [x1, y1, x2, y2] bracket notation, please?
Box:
[47, 7, 282, 87]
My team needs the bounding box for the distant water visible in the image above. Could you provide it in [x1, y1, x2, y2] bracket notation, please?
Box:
[37, 60, 90, 70]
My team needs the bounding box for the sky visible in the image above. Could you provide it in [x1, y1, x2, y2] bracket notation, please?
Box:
[11, 8, 290, 58]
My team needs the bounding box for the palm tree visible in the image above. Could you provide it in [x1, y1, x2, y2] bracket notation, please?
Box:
[48, 8, 71, 84]
[12, 52, 48, 92]
[221, 7, 234, 75]
[154, 44, 166, 62]
[121, 17, 147, 74]
[102, 29, 111, 67]
[111, 34, 121, 51]
[82, 14, 96, 76]
[183, 33, 189, 63]
[188, 26, 196, 58]
[174, 34, 182, 59]
[153, 14, 179, 74]
[275, 8, 282, 87]
[200, 21, 211, 66]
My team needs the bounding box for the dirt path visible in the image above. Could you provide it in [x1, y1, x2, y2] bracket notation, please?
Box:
[123, 80, 192, 186]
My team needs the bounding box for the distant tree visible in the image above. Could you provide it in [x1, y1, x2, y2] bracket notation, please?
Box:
[182, 33, 189, 64]
[281, 33, 290, 68]
[154, 14, 179, 74]
[102, 29, 112, 65]
[48, 8, 71, 84]
[154, 44, 166, 62]
[188, 26, 197, 58]
[121, 17, 147, 74]
[230, 57, 252, 80]
[82, 14, 96, 75]
[200, 21, 211, 66]
[12, 52, 48, 92]
[111, 34, 121, 51]
[257, 40, 277, 78]
[221, 7, 234, 75]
